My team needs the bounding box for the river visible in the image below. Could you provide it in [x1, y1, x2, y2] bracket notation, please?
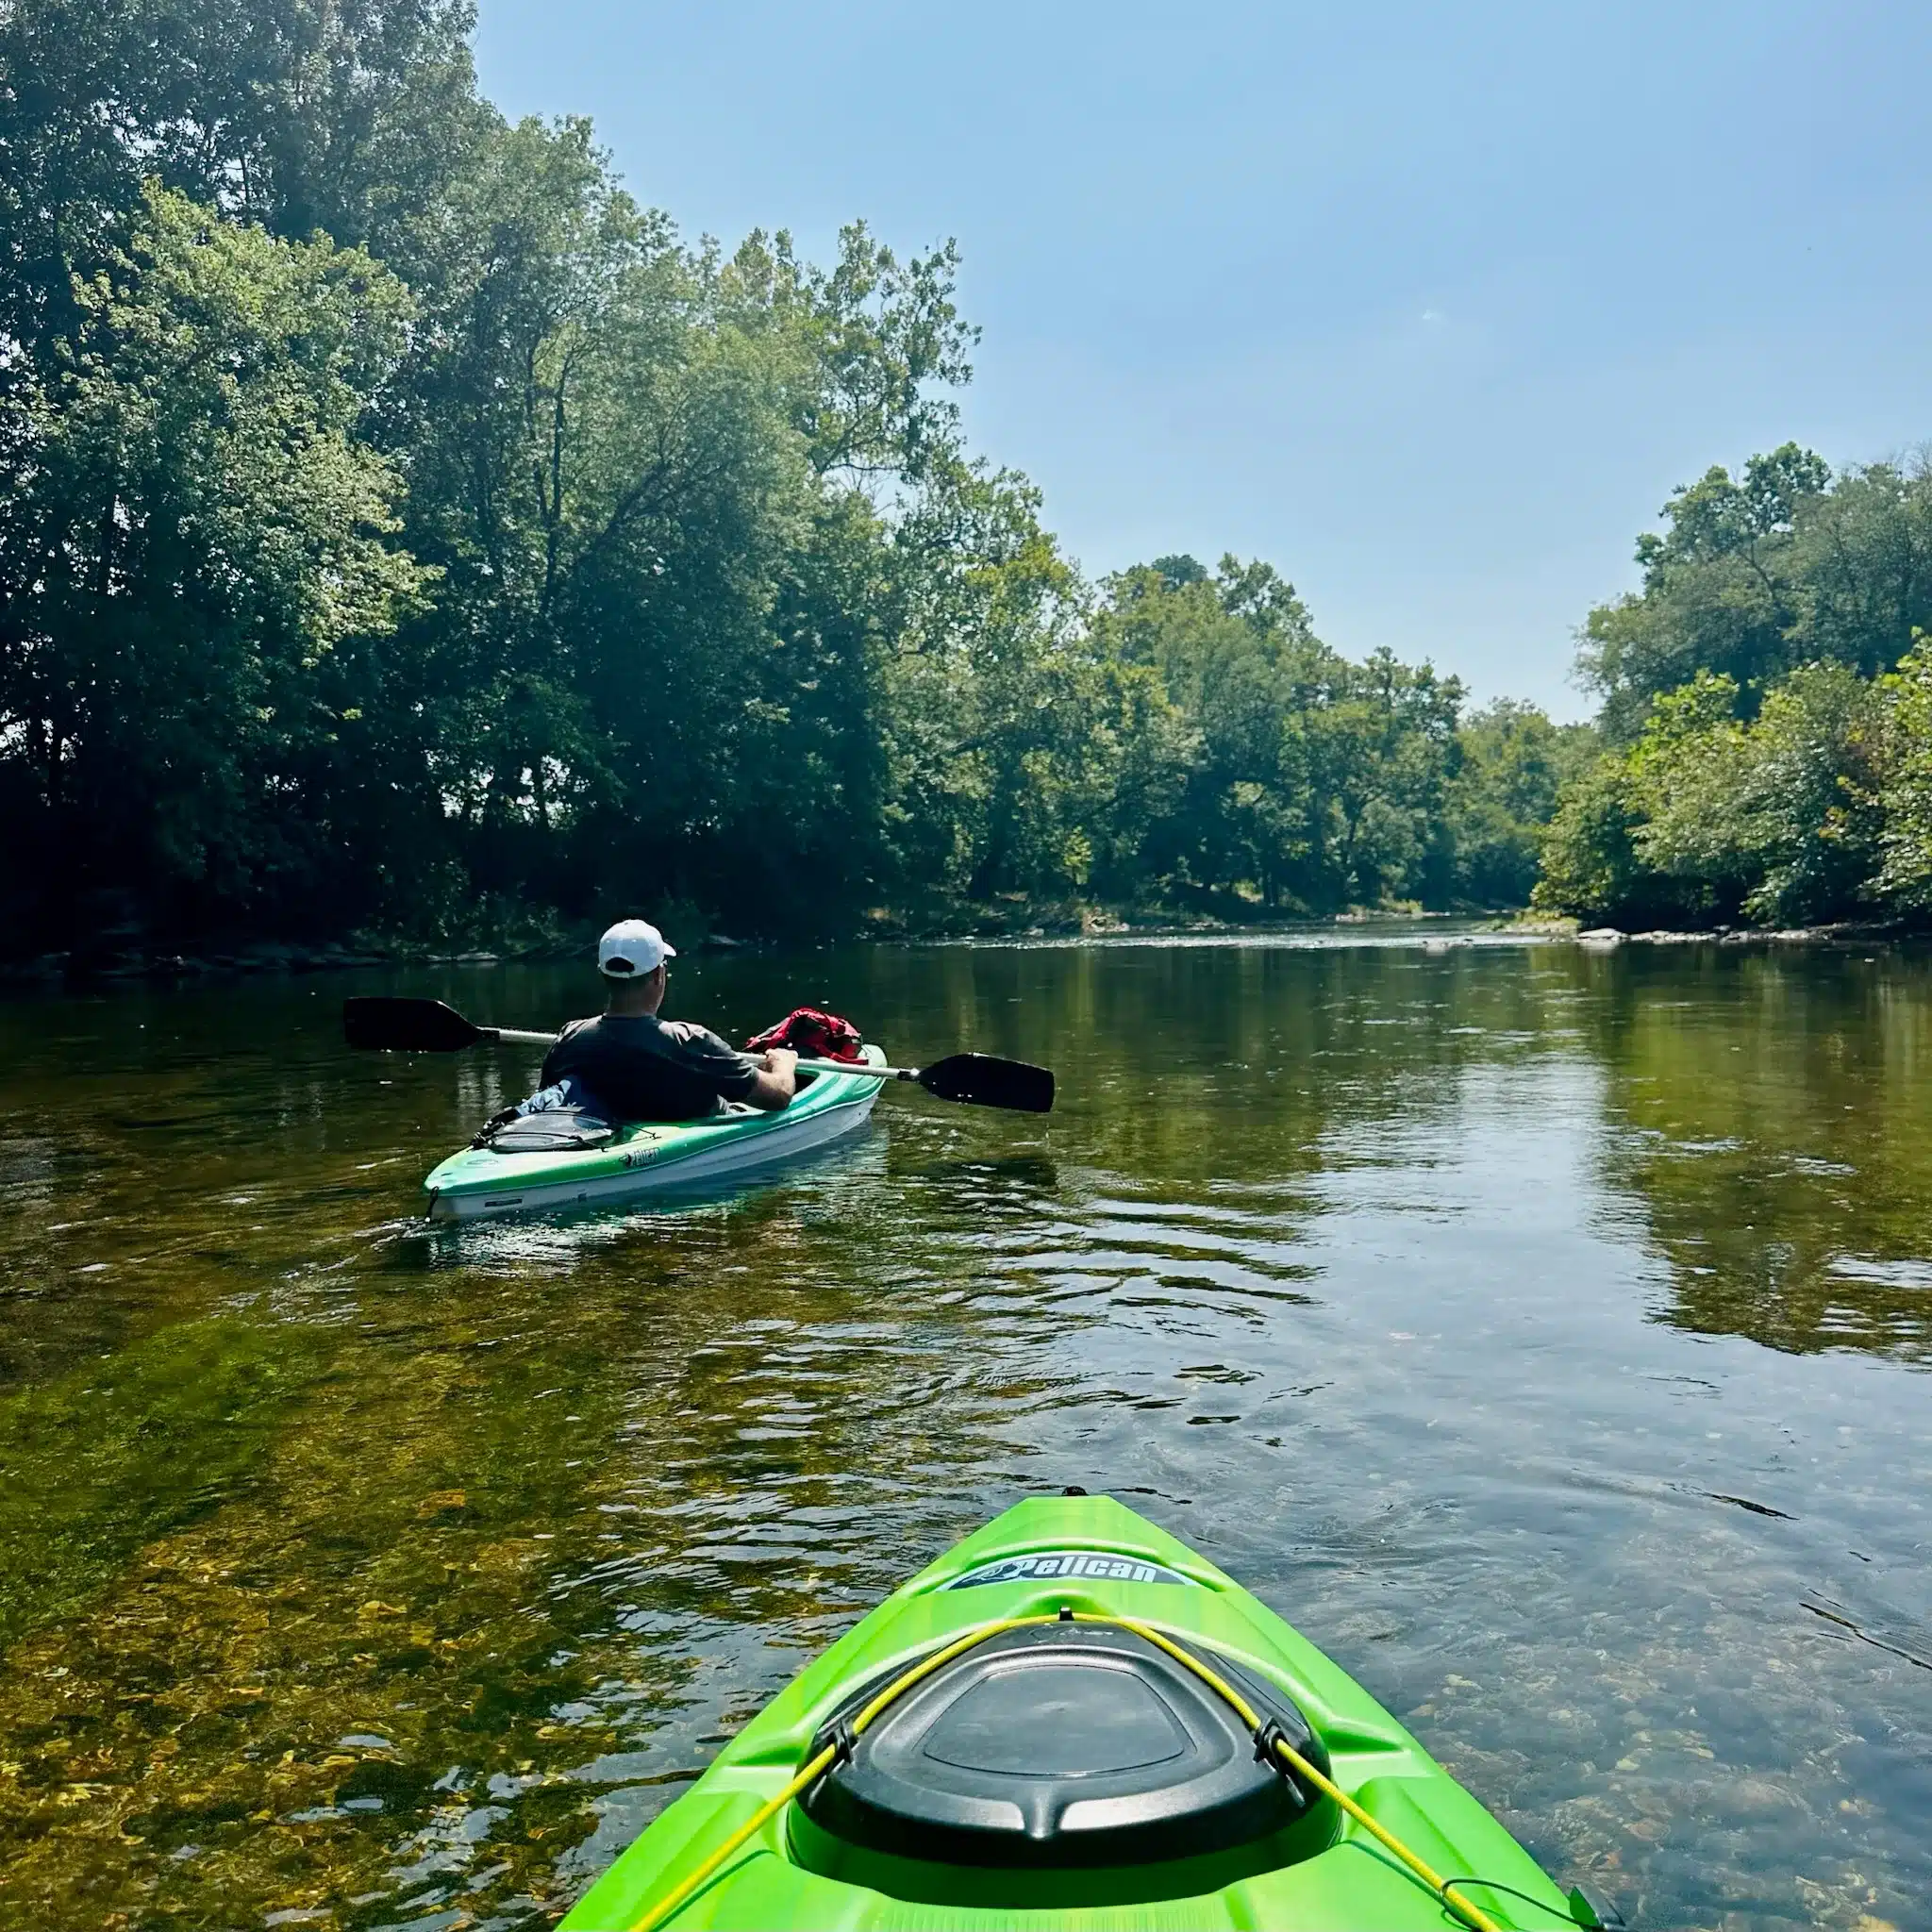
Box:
[1, 933, 1928, 1930]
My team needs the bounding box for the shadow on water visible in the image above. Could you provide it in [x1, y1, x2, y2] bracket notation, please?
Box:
[0, 938, 1928, 1928]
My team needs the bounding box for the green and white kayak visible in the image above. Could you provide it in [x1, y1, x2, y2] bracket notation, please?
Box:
[560, 1493, 1598, 1931]
[423, 1046, 887, 1222]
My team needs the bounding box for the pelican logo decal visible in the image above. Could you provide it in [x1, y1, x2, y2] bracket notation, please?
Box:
[947, 1549, 1194, 1590]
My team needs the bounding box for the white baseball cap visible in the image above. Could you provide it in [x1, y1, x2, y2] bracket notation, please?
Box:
[597, 918, 676, 977]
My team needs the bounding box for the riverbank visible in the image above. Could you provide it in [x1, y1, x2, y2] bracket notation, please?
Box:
[9, 906, 1926, 991]
[0, 939, 514, 990]
[0, 902, 1450, 986]
[0, 928, 758, 990]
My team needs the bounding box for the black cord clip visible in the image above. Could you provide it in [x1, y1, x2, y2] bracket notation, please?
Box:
[1252, 1719, 1308, 1811]
[805, 1714, 859, 1781]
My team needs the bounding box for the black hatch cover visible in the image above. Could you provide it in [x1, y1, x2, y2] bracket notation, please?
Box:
[798, 1622, 1328, 1869]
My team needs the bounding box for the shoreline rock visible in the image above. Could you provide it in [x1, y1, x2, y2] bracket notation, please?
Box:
[1568, 921, 1916, 949]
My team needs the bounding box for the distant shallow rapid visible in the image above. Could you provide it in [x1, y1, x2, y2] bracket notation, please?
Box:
[1, 932, 1928, 1929]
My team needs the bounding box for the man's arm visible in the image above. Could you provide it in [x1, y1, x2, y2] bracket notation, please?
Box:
[744, 1047, 797, 1111]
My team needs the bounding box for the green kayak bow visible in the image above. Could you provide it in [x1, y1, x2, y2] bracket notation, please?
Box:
[559, 1494, 1605, 1931]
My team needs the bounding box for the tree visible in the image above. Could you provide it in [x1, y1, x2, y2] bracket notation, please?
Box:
[1084, 564, 1488, 913]
[1542, 441, 1932, 928]
[1630, 665, 1883, 924]
[0, 0, 485, 362]
[0, 0, 1574, 955]
[0, 184, 426, 934]
[1873, 632, 1932, 909]
[1580, 443, 1932, 742]
[1533, 664, 1887, 926]
[1092, 556, 1332, 908]
[1448, 701, 1593, 908]
[1532, 755, 1655, 924]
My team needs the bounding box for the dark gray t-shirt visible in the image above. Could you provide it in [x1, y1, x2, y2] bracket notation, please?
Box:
[540, 1013, 759, 1122]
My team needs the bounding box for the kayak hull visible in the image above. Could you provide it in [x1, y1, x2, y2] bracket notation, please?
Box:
[558, 1494, 1578, 1931]
[424, 1046, 885, 1222]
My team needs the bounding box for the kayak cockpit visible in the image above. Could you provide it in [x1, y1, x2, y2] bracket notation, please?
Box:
[789, 1618, 1339, 1907]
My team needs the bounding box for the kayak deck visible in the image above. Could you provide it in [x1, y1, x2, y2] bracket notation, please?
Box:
[559, 1495, 1581, 1930]
[424, 1045, 885, 1222]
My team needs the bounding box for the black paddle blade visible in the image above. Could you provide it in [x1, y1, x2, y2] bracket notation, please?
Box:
[342, 996, 486, 1053]
[916, 1053, 1056, 1113]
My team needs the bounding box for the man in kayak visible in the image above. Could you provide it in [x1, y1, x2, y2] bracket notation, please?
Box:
[537, 919, 797, 1121]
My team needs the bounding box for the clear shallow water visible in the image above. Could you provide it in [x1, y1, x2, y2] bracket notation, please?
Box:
[1, 935, 1929, 1930]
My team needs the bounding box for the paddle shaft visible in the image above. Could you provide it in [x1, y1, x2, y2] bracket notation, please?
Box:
[478, 1026, 917, 1080]
[343, 999, 1052, 1110]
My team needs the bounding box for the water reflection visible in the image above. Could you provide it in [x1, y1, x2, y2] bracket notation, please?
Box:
[1581, 947, 1932, 1359]
[0, 939, 1927, 1928]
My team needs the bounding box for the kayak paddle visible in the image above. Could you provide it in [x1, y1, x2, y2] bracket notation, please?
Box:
[341, 997, 1055, 1113]
[343, 995, 553, 1051]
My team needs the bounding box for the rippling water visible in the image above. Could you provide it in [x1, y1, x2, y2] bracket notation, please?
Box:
[2, 934, 1929, 1929]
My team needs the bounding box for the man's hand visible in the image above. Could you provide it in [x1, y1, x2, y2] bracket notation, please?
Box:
[746, 1046, 798, 1111]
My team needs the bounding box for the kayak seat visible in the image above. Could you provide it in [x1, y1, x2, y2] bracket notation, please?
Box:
[792, 1623, 1335, 1900]
[475, 1105, 615, 1153]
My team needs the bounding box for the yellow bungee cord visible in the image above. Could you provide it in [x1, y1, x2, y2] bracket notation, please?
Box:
[626, 1616, 1047, 1932]
[627, 1609, 1507, 1932]
[1104, 1611, 1503, 1932]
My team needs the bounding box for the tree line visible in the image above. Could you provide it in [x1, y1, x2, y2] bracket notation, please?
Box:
[1535, 443, 1932, 928]
[0, 0, 1583, 959]
[11, 2, 1918, 958]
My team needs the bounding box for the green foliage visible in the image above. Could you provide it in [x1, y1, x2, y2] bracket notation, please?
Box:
[1630, 665, 1884, 924]
[0, 0, 1574, 950]
[1873, 632, 1932, 909]
[23, 5, 1932, 948]
[1532, 754, 1652, 923]
[1536, 660, 1892, 926]
[1080, 558, 1494, 912]
[1542, 441, 1932, 930]
[0, 184, 428, 921]
[1582, 443, 1932, 742]
[1448, 702, 1596, 908]
[0, 0, 484, 357]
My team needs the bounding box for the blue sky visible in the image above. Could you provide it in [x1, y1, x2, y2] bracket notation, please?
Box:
[475, 0, 1931, 717]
